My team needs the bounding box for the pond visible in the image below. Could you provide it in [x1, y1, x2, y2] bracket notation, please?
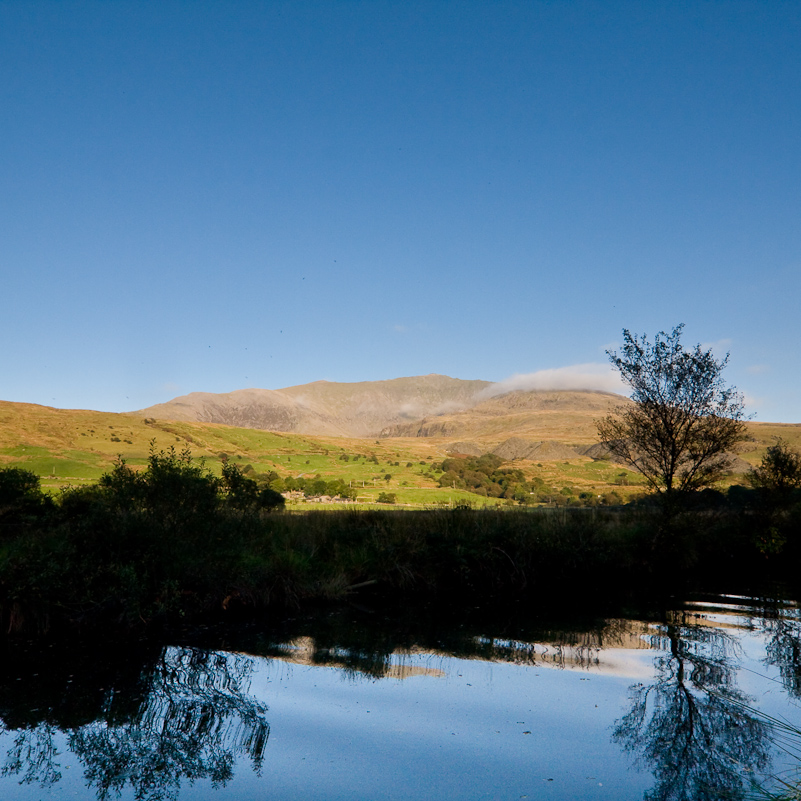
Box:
[2, 592, 801, 800]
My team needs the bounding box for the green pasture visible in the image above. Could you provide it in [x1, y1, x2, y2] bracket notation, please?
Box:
[0, 400, 768, 502]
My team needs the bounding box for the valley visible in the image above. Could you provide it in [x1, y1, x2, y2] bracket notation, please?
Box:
[2, 374, 798, 506]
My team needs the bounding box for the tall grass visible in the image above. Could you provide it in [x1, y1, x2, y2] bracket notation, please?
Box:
[1, 454, 798, 635]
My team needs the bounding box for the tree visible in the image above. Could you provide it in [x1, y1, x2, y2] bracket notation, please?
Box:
[597, 325, 747, 498]
[748, 439, 801, 494]
[0, 467, 41, 506]
[0, 467, 53, 531]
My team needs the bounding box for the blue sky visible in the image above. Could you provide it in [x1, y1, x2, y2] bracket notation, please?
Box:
[2, 1, 800, 422]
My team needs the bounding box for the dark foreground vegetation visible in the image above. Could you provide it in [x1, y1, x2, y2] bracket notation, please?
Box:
[1, 444, 800, 635]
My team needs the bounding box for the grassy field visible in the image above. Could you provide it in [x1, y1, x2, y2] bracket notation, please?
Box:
[1, 399, 797, 505]
[3, 403, 801, 635]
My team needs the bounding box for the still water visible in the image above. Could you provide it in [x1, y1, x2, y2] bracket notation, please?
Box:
[2, 594, 801, 800]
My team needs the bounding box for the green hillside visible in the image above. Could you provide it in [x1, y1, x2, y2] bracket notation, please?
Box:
[2, 399, 798, 507]
[0, 400, 646, 505]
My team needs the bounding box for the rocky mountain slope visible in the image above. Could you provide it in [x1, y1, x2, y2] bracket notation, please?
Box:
[379, 388, 628, 443]
[135, 375, 636, 442]
[136, 375, 493, 438]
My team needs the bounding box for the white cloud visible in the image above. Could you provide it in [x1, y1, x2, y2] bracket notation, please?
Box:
[747, 364, 771, 375]
[701, 338, 733, 355]
[743, 393, 765, 411]
[479, 363, 628, 399]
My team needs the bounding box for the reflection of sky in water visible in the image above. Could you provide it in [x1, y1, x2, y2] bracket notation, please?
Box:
[0, 650, 651, 800]
[4, 598, 801, 800]
[0, 731, 85, 800]
[240, 654, 650, 800]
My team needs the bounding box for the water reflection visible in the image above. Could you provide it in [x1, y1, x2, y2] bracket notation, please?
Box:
[612, 610, 770, 801]
[1, 645, 268, 800]
[0, 596, 800, 799]
[757, 598, 801, 699]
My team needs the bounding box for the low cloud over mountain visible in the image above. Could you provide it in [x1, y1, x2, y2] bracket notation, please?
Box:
[479, 364, 627, 399]
[136, 373, 628, 440]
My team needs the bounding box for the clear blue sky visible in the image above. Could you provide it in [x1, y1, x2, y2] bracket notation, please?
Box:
[2, 1, 800, 422]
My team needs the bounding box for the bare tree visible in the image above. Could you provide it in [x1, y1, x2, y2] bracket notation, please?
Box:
[597, 325, 747, 498]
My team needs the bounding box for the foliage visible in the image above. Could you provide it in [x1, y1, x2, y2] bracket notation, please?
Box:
[739, 440, 801, 555]
[0, 467, 42, 506]
[435, 454, 568, 504]
[749, 440, 801, 494]
[1, 438, 796, 635]
[280, 473, 355, 499]
[220, 458, 285, 510]
[99, 443, 221, 522]
[598, 325, 747, 497]
[376, 492, 396, 504]
[0, 468, 54, 534]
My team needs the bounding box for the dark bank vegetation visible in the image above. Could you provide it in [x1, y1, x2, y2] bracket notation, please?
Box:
[1, 438, 801, 636]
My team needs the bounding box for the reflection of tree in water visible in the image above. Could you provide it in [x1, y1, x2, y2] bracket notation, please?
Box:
[2, 646, 269, 801]
[613, 612, 770, 801]
[3, 723, 63, 788]
[758, 600, 801, 700]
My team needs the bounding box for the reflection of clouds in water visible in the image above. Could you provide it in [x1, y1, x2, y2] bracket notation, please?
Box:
[564, 648, 654, 680]
[270, 637, 447, 679]
[3, 597, 801, 801]
[264, 617, 745, 683]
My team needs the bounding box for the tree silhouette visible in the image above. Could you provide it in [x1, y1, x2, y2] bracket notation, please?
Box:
[598, 325, 746, 502]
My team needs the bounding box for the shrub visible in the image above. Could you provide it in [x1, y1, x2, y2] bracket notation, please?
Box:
[748, 440, 801, 494]
[258, 486, 286, 510]
[0, 468, 54, 533]
[0, 468, 42, 506]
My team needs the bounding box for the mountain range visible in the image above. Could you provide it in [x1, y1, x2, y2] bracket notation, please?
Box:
[136, 374, 628, 444]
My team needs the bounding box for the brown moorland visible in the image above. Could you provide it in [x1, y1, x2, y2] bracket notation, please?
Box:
[2, 374, 799, 504]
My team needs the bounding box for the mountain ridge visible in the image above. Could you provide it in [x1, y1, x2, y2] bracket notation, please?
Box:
[136, 374, 627, 440]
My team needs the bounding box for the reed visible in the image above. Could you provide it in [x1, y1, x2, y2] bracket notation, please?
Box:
[1, 458, 798, 634]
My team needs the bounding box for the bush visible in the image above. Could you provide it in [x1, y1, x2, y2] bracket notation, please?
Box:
[0, 467, 42, 507]
[0, 468, 54, 533]
[258, 486, 286, 510]
[376, 492, 396, 504]
[749, 440, 801, 494]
